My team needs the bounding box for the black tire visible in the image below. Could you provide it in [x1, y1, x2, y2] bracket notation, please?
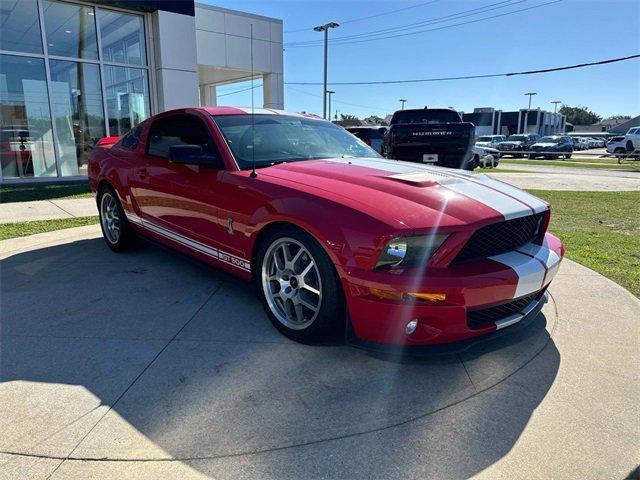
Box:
[565, 154, 572, 159]
[255, 225, 346, 344]
[97, 184, 137, 252]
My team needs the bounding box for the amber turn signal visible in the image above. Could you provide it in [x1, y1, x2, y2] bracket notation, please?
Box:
[405, 292, 447, 302]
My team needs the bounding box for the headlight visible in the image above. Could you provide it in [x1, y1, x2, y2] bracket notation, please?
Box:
[376, 234, 448, 269]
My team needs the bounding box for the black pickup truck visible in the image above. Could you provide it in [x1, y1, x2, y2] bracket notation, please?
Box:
[381, 108, 476, 169]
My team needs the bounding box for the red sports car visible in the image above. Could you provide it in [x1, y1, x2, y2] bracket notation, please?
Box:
[89, 107, 564, 351]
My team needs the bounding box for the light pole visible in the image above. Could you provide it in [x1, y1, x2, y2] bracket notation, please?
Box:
[523, 92, 537, 133]
[399, 99, 407, 110]
[525, 92, 537, 110]
[551, 100, 561, 113]
[326, 90, 335, 122]
[313, 22, 339, 119]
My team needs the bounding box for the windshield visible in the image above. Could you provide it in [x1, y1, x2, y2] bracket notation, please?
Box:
[213, 115, 379, 169]
[539, 136, 560, 143]
[508, 135, 526, 141]
[477, 136, 494, 141]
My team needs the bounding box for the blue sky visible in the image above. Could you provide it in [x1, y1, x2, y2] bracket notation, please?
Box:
[202, 0, 640, 119]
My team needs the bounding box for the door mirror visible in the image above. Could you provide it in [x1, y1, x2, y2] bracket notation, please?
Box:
[169, 145, 223, 168]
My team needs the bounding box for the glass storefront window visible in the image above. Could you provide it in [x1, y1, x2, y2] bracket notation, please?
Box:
[1, 1, 151, 183]
[43, 0, 98, 60]
[49, 60, 105, 176]
[0, 0, 43, 54]
[105, 66, 149, 136]
[0, 55, 57, 178]
[99, 9, 146, 66]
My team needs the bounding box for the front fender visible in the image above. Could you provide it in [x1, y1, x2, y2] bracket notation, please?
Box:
[248, 194, 394, 273]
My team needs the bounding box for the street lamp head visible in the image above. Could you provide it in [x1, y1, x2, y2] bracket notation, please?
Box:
[326, 90, 335, 94]
[524, 92, 538, 96]
[313, 22, 339, 32]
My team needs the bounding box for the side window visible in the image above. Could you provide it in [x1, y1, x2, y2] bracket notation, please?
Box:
[120, 123, 143, 150]
[147, 115, 215, 159]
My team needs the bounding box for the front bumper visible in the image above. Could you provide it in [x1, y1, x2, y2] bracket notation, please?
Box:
[340, 233, 564, 347]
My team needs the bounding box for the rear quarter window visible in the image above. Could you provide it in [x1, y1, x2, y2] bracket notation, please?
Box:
[120, 123, 143, 150]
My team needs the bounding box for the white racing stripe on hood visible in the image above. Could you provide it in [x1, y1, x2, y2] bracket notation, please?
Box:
[325, 158, 542, 219]
[470, 175, 548, 213]
[442, 179, 535, 220]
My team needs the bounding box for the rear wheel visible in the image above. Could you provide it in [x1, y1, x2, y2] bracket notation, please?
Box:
[256, 226, 345, 344]
[98, 185, 136, 252]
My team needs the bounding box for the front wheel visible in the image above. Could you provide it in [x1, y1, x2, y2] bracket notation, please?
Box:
[256, 226, 345, 344]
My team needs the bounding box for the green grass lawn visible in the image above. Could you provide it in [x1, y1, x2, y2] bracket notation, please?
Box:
[502, 159, 640, 171]
[0, 216, 98, 241]
[528, 190, 640, 298]
[0, 184, 93, 203]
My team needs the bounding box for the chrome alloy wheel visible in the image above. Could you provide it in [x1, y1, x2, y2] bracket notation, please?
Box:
[261, 237, 322, 330]
[100, 192, 121, 244]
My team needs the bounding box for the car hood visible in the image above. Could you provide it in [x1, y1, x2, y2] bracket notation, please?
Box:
[475, 141, 493, 147]
[532, 142, 558, 148]
[259, 157, 547, 231]
[501, 141, 524, 146]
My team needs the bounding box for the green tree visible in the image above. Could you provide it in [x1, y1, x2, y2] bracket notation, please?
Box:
[559, 105, 602, 125]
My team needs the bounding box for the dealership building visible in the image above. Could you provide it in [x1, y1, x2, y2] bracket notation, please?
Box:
[463, 107, 566, 137]
[0, 0, 284, 185]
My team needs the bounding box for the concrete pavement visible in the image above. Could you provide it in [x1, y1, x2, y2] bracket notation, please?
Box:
[0, 226, 638, 479]
[0, 198, 97, 224]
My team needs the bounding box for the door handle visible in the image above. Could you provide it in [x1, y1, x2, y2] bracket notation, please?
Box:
[135, 167, 148, 179]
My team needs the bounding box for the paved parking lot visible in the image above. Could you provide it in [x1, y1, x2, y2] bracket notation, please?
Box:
[1, 226, 638, 479]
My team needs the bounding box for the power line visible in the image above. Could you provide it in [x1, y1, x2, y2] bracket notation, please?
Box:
[284, 1, 441, 34]
[285, 0, 525, 47]
[284, 53, 640, 85]
[285, 85, 393, 113]
[217, 83, 263, 97]
[285, 0, 562, 48]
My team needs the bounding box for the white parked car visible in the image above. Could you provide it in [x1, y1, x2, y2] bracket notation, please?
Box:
[574, 138, 589, 150]
[624, 126, 640, 151]
[471, 145, 500, 168]
[475, 135, 506, 148]
[606, 136, 627, 155]
[586, 137, 605, 148]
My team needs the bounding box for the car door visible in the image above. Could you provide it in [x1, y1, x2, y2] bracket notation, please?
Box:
[131, 113, 227, 248]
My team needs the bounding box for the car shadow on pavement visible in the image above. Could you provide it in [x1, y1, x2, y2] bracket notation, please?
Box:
[0, 237, 560, 479]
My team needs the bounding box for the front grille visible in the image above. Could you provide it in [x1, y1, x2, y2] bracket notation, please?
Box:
[454, 213, 544, 264]
[467, 293, 538, 330]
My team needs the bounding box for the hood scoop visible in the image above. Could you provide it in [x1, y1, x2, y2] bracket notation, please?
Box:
[386, 170, 454, 187]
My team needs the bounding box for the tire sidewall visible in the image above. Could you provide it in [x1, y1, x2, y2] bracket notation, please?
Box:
[255, 226, 345, 344]
[98, 185, 133, 252]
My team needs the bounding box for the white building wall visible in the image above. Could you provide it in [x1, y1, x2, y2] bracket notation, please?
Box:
[194, 4, 284, 109]
[151, 10, 199, 111]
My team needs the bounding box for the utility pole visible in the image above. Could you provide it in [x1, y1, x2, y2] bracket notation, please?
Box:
[313, 22, 339, 119]
[551, 100, 561, 113]
[326, 90, 335, 122]
[399, 99, 407, 110]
